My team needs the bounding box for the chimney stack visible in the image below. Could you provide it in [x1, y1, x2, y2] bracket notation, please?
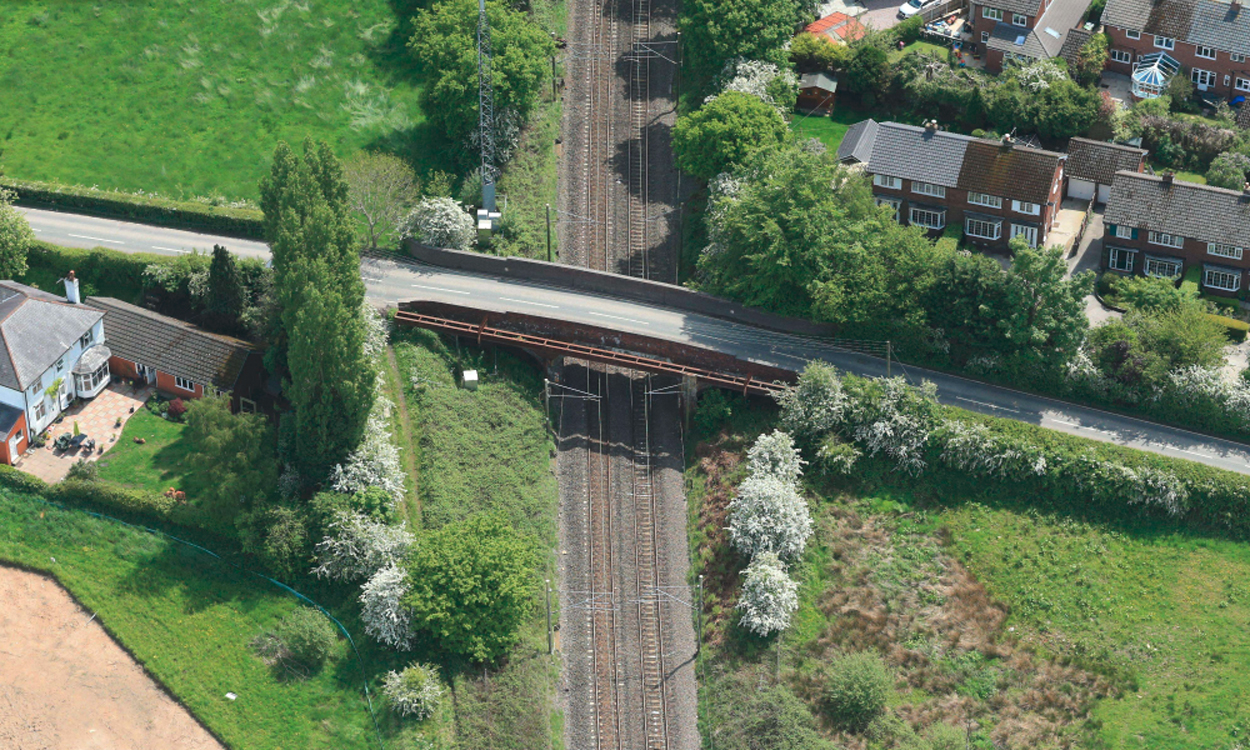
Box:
[63, 270, 80, 305]
[923, 118, 939, 133]
[1162, 171, 1174, 186]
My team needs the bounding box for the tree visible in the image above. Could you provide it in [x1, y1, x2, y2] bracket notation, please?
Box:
[680, 0, 806, 76]
[401, 514, 535, 662]
[410, 0, 554, 148]
[894, 15, 924, 45]
[715, 686, 837, 750]
[737, 552, 800, 636]
[821, 651, 892, 731]
[843, 43, 890, 99]
[996, 238, 1093, 373]
[260, 139, 375, 479]
[673, 92, 789, 180]
[727, 473, 814, 560]
[312, 511, 415, 582]
[1167, 71, 1195, 110]
[790, 32, 848, 73]
[382, 663, 446, 719]
[361, 562, 416, 650]
[1073, 33, 1109, 87]
[184, 393, 278, 518]
[1206, 151, 1250, 189]
[401, 197, 476, 250]
[746, 430, 806, 484]
[204, 245, 244, 331]
[0, 188, 33, 279]
[1108, 274, 1204, 313]
[344, 152, 420, 251]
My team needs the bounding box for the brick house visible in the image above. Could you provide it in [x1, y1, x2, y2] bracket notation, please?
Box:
[1101, 0, 1250, 98]
[1063, 137, 1149, 203]
[837, 119, 1068, 251]
[1102, 170, 1250, 296]
[970, 0, 1093, 72]
[85, 297, 267, 413]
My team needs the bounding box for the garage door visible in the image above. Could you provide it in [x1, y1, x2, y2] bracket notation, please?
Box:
[1097, 183, 1112, 204]
[1067, 177, 1095, 201]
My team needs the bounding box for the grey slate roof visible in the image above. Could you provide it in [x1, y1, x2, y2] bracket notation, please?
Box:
[0, 285, 102, 391]
[988, 23, 1049, 58]
[987, 0, 1094, 59]
[799, 72, 838, 92]
[85, 297, 254, 391]
[836, 119, 1065, 204]
[1104, 171, 1250, 248]
[1103, 0, 1250, 53]
[0, 403, 22, 435]
[1065, 137, 1148, 185]
[980, 0, 1042, 17]
[1059, 26, 1093, 69]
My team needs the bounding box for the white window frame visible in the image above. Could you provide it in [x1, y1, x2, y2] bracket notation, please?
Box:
[1227, 74, 1233, 86]
[909, 207, 946, 229]
[1125, 29, 1141, 40]
[1114, 225, 1135, 239]
[875, 196, 902, 222]
[74, 362, 110, 395]
[1204, 267, 1241, 291]
[174, 375, 195, 392]
[1153, 35, 1174, 50]
[967, 192, 1003, 208]
[1148, 230, 1185, 249]
[1232, 52, 1247, 63]
[80, 328, 94, 349]
[873, 174, 902, 190]
[912, 181, 947, 198]
[1192, 68, 1216, 87]
[1011, 200, 1041, 215]
[1196, 45, 1216, 60]
[1209, 243, 1244, 260]
[1237, 77, 1250, 93]
[1110, 49, 1132, 64]
[1144, 257, 1183, 278]
[964, 217, 1003, 240]
[1012, 12, 1027, 24]
[1107, 246, 1136, 272]
[1011, 223, 1039, 247]
[27, 383, 39, 397]
[983, 7, 1003, 20]
[32, 399, 46, 423]
[55, 357, 64, 373]
[240, 397, 257, 414]
[981, 31, 990, 43]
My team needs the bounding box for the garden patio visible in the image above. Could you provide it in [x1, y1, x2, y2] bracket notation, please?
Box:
[15, 381, 151, 484]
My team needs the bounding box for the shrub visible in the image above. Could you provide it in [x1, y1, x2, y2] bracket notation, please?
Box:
[166, 398, 187, 418]
[50, 479, 175, 518]
[0, 464, 48, 494]
[745, 430, 805, 484]
[694, 388, 735, 435]
[255, 606, 337, 676]
[382, 662, 446, 720]
[727, 473, 813, 560]
[65, 459, 99, 482]
[360, 562, 416, 650]
[312, 511, 415, 582]
[821, 651, 892, 731]
[715, 686, 837, 750]
[401, 197, 475, 251]
[894, 15, 924, 44]
[238, 504, 310, 580]
[736, 552, 799, 636]
[1205, 313, 1249, 342]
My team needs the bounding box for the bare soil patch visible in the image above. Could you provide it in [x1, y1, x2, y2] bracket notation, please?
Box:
[0, 565, 224, 750]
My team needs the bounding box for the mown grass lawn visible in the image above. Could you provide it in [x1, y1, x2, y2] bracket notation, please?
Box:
[0, 0, 442, 200]
[790, 105, 886, 153]
[96, 408, 196, 495]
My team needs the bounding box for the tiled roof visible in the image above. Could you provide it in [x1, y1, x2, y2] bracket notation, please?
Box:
[0, 285, 102, 391]
[1103, 0, 1250, 53]
[1064, 137, 1148, 185]
[799, 72, 838, 92]
[85, 297, 254, 391]
[804, 12, 867, 42]
[988, 0, 1093, 58]
[1238, 102, 1250, 129]
[1059, 26, 1093, 69]
[0, 403, 21, 435]
[1104, 171, 1250, 248]
[836, 120, 1065, 204]
[988, 23, 1049, 58]
[981, 0, 1041, 17]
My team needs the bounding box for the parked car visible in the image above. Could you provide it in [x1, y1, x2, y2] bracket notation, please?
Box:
[898, 0, 939, 19]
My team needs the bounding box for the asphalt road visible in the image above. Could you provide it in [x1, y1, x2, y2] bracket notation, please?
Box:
[22, 206, 1250, 475]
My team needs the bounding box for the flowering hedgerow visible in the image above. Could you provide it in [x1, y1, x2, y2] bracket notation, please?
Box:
[360, 562, 416, 650]
[736, 552, 799, 637]
[312, 511, 415, 582]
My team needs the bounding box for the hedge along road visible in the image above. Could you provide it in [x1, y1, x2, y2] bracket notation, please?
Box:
[22, 206, 1250, 476]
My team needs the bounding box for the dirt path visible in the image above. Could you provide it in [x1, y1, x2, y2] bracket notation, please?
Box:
[0, 565, 224, 750]
[384, 346, 423, 527]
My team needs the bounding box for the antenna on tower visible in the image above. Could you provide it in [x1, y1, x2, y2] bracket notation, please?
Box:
[476, 0, 502, 237]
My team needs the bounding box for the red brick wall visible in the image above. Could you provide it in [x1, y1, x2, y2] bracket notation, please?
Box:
[1104, 25, 1250, 96]
[156, 371, 203, 400]
[109, 356, 139, 381]
[0, 412, 29, 466]
[1101, 222, 1249, 296]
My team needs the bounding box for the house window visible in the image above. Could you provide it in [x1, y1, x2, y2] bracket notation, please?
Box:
[1192, 68, 1216, 88]
[28, 383, 39, 397]
[1113, 224, 1135, 239]
[74, 362, 110, 395]
[981, 31, 990, 43]
[1153, 35, 1174, 50]
[1011, 223, 1039, 247]
[965, 217, 1003, 240]
[912, 181, 946, 198]
[875, 196, 902, 222]
[1126, 29, 1141, 40]
[1148, 231, 1184, 248]
[983, 7, 1003, 20]
[79, 329, 94, 348]
[1233, 53, 1247, 63]
[1209, 243, 1244, 260]
[1012, 12, 1027, 24]
[909, 207, 946, 229]
[55, 357, 64, 372]
[1144, 257, 1183, 278]
[967, 192, 1003, 208]
[1204, 267, 1241, 291]
[32, 400, 46, 423]
[1011, 200, 1040, 215]
[1111, 49, 1132, 63]
[1238, 77, 1250, 93]
[1107, 246, 1136, 272]
[1196, 45, 1216, 60]
[240, 397, 257, 414]
[873, 174, 902, 190]
[174, 375, 195, 392]
[1227, 75, 1233, 86]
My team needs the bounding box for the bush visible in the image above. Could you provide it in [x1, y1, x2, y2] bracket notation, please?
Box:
[1205, 313, 1249, 342]
[694, 388, 736, 435]
[821, 651, 892, 731]
[736, 552, 800, 636]
[50, 479, 175, 518]
[382, 662, 446, 720]
[715, 686, 837, 750]
[65, 459, 99, 482]
[0, 464, 48, 494]
[238, 504, 310, 581]
[727, 473, 813, 560]
[0, 177, 263, 239]
[894, 15, 924, 45]
[166, 398, 187, 419]
[255, 606, 337, 676]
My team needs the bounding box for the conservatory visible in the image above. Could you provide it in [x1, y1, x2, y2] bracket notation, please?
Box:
[1131, 52, 1180, 99]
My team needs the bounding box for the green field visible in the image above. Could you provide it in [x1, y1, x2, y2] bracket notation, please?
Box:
[690, 400, 1250, 750]
[0, 0, 435, 200]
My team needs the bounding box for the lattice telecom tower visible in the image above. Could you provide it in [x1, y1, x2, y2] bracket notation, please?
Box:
[476, 0, 501, 235]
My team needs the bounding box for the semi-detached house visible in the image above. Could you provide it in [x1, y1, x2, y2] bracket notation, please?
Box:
[970, 0, 1093, 72]
[1102, 0, 1250, 97]
[836, 119, 1067, 251]
[1103, 171, 1250, 296]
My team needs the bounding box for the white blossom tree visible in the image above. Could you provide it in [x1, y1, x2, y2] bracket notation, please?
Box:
[711, 58, 799, 111]
[776, 363, 849, 442]
[382, 662, 446, 719]
[361, 303, 391, 360]
[848, 377, 938, 475]
[312, 511, 415, 582]
[330, 386, 406, 504]
[746, 430, 805, 484]
[360, 562, 416, 650]
[937, 420, 1047, 479]
[727, 473, 813, 560]
[401, 197, 475, 251]
[737, 552, 799, 637]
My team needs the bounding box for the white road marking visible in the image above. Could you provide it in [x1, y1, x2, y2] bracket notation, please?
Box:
[955, 396, 1020, 414]
[588, 311, 649, 325]
[1050, 418, 1110, 435]
[500, 296, 558, 309]
[151, 246, 189, 254]
[411, 284, 471, 295]
[68, 234, 124, 245]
